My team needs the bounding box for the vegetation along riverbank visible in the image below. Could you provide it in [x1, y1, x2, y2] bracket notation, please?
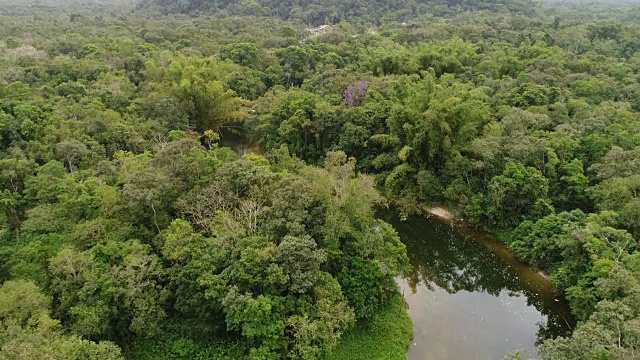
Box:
[1, 0, 640, 359]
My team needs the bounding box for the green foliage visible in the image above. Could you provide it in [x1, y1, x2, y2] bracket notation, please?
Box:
[0, 280, 50, 325]
[131, 335, 245, 360]
[1, 0, 640, 358]
[485, 163, 552, 227]
[338, 257, 397, 320]
[0, 280, 124, 360]
[324, 295, 412, 360]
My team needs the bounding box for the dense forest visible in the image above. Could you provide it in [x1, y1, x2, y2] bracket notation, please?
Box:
[1, 0, 640, 359]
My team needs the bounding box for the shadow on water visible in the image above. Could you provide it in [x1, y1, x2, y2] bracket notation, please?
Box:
[218, 124, 265, 156]
[376, 208, 575, 360]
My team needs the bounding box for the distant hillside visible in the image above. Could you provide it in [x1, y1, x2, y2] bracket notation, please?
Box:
[0, 0, 135, 15]
[136, 0, 538, 23]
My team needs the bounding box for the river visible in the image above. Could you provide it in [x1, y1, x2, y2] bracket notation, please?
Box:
[377, 209, 575, 360]
[220, 132, 575, 359]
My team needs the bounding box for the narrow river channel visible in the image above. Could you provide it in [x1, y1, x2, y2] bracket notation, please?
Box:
[220, 131, 575, 359]
[377, 209, 575, 360]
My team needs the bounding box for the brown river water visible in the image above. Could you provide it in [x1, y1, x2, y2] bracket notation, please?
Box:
[377, 209, 575, 360]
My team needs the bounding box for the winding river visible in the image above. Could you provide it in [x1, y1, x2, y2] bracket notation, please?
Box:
[221, 131, 575, 359]
[377, 209, 575, 360]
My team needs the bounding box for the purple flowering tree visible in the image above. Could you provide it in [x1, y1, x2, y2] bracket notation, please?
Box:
[343, 80, 368, 107]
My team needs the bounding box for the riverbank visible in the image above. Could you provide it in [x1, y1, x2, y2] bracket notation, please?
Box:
[378, 207, 575, 359]
[132, 297, 413, 360]
[420, 204, 558, 292]
[422, 205, 456, 220]
[325, 295, 413, 360]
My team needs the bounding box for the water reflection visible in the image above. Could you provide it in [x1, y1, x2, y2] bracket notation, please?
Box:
[377, 209, 574, 360]
[219, 125, 265, 156]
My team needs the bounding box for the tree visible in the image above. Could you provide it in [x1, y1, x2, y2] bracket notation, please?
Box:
[144, 55, 247, 131]
[0, 280, 124, 360]
[485, 163, 552, 226]
[553, 159, 589, 210]
[276, 46, 311, 88]
[121, 166, 178, 232]
[338, 257, 396, 320]
[221, 43, 262, 68]
[55, 140, 89, 174]
[276, 235, 326, 294]
[49, 241, 167, 340]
